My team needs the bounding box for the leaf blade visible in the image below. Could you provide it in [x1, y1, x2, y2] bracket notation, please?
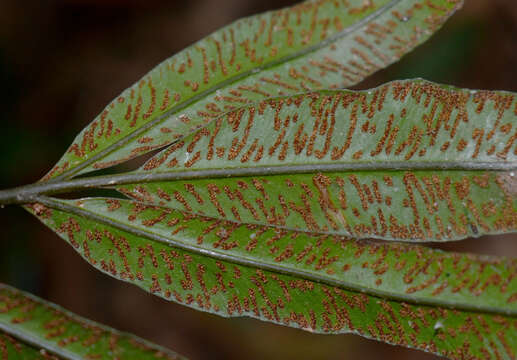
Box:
[116, 80, 517, 242]
[45, 0, 463, 180]
[31, 196, 517, 315]
[28, 200, 517, 360]
[0, 284, 186, 360]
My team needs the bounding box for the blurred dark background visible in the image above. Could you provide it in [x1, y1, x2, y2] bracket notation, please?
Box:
[0, 0, 516, 359]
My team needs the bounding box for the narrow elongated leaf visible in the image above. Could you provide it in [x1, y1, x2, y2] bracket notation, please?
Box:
[0, 284, 186, 360]
[28, 201, 517, 360]
[118, 80, 517, 242]
[31, 197, 517, 315]
[45, 0, 463, 180]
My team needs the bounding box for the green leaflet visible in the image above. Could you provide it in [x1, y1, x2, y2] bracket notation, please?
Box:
[117, 80, 517, 242]
[31, 197, 517, 315]
[28, 201, 517, 360]
[120, 171, 517, 242]
[45, 0, 463, 180]
[0, 284, 186, 360]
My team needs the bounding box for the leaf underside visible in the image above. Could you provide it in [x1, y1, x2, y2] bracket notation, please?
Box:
[118, 80, 517, 243]
[0, 284, 185, 360]
[27, 80, 517, 358]
[45, 0, 463, 181]
[12, 0, 517, 358]
[28, 202, 517, 360]
[28, 42, 517, 360]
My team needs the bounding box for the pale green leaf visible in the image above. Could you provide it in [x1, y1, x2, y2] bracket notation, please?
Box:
[44, 0, 463, 180]
[118, 80, 517, 242]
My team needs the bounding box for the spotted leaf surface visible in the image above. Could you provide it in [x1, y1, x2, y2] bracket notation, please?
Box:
[28, 201, 517, 360]
[9, 79, 516, 359]
[0, 284, 186, 360]
[118, 80, 517, 242]
[45, 0, 463, 180]
[1, 0, 516, 357]
[31, 197, 517, 315]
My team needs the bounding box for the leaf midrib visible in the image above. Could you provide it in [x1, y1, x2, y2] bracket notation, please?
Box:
[52, 0, 404, 182]
[35, 195, 517, 318]
[2, 159, 515, 205]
